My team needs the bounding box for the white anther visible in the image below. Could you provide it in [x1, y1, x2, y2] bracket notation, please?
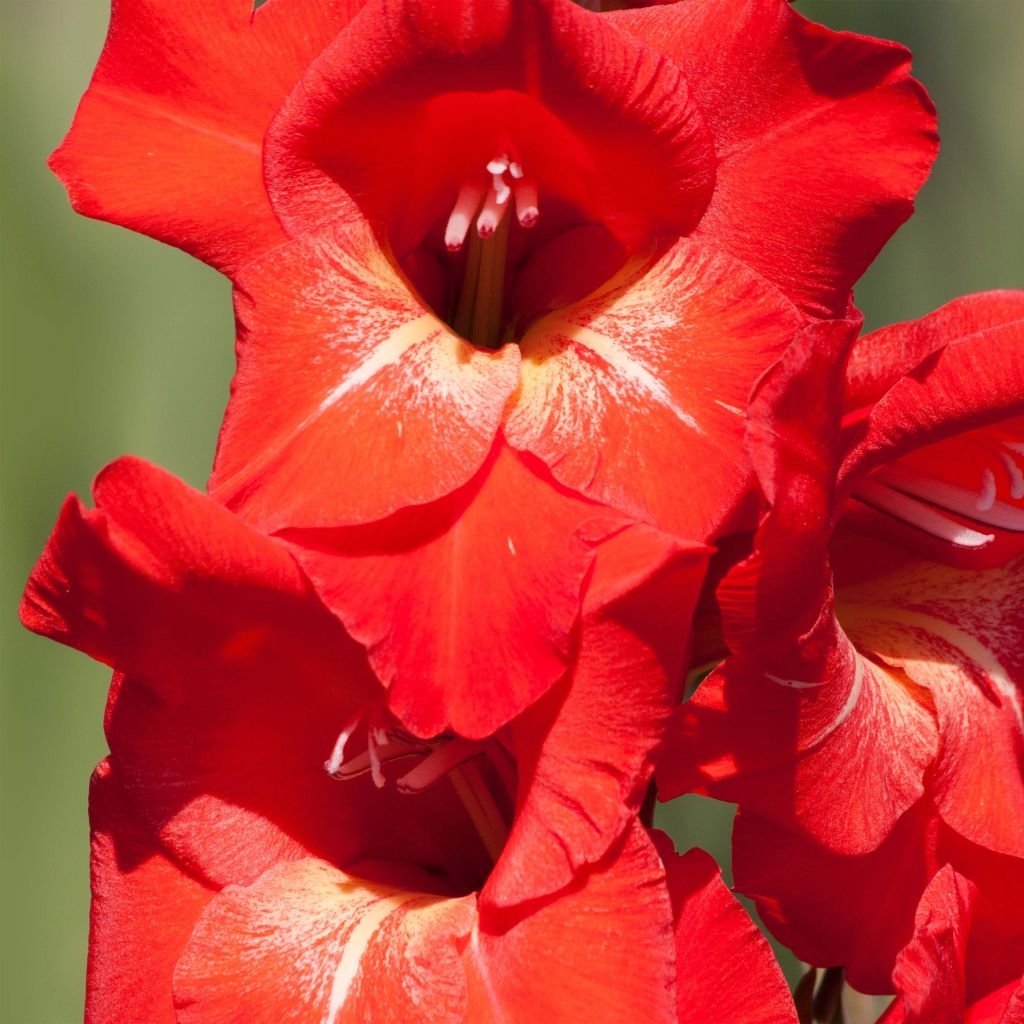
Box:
[978, 468, 997, 512]
[1001, 448, 1024, 500]
[396, 738, 480, 793]
[512, 177, 539, 228]
[445, 181, 487, 252]
[324, 712, 365, 778]
[366, 728, 385, 789]
[476, 186, 511, 237]
[491, 173, 511, 205]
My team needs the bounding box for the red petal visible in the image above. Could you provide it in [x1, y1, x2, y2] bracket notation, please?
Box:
[836, 543, 1024, 860]
[50, 0, 363, 273]
[840, 314, 1024, 490]
[174, 858, 477, 1024]
[655, 837, 797, 1024]
[885, 979, 1024, 1024]
[467, 823, 678, 1024]
[845, 291, 1024, 412]
[175, 823, 677, 1024]
[211, 221, 519, 528]
[287, 442, 628, 739]
[732, 803, 938, 994]
[264, 0, 715, 250]
[661, 321, 939, 853]
[888, 866, 976, 1024]
[87, 760, 213, 1024]
[20, 456, 318, 673]
[613, 0, 938, 316]
[505, 239, 801, 540]
[667, 611, 937, 854]
[484, 526, 709, 908]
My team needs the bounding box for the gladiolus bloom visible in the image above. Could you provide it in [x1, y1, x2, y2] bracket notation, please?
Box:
[660, 294, 1024, 990]
[51, 0, 938, 543]
[19, 457, 805, 1023]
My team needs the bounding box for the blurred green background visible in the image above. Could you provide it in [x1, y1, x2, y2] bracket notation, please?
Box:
[1, 1, 1022, 1020]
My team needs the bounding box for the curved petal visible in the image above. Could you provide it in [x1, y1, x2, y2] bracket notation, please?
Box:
[881, 853, 1024, 1024]
[836, 542, 1024, 859]
[505, 239, 802, 540]
[265, 0, 715, 250]
[659, 321, 938, 853]
[211, 221, 520, 529]
[732, 803, 938, 994]
[654, 837, 797, 1024]
[21, 456, 321, 675]
[845, 292, 1024, 412]
[468, 823, 677, 1024]
[50, 0, 364, 273]
[839, 321, 1024, 492]
[174, 858, 476, 1024]
[286, 442, 628, 740]
[612, 0, 938, 316]
[665, 608, 937, 855]
[87, 760, 214, 1024]
[484, 526, 709, 908]
[175, 824, 678, 1024]
[888, 866, 977, 1024]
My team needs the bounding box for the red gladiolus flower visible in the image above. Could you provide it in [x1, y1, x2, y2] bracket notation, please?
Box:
[659, 294, 1024, 990]
[51, 0, 937, 540]
[19, 457, 802, 1022]
[49, 0, 938, 742]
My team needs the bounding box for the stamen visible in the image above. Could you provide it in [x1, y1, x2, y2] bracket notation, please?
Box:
[324, 714, 363, 778]
[396, 738, 480, 793]
[977, 468, 997, 512]
[476, 187, 511, 238]
[1001, 448, 1024, 500]
[442, 138, 539, 346]
[512, 177, 539, 228]
[472, 211, 509, 347]
[445, 181, 486, 253]
[874, 464, 1024, 532]
[366, 727, 385, 789]
[852, 478, 995, 548]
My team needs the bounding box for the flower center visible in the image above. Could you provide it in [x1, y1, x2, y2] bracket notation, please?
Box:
[324, 708, 515, 867]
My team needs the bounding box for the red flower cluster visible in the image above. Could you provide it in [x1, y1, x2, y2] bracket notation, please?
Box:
[22, 0, 1022, 1020]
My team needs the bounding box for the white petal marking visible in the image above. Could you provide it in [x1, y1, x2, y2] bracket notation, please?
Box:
[856, 607, 1024, 732]
[802, 655, 866, 751]
[326, 891, 423, 1023]
[315, 313, 439, 417]
[562, 325, 702, 434]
